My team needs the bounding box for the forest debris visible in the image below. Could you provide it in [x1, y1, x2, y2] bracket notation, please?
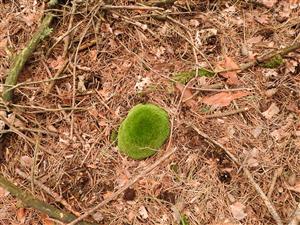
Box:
[202, 91, 249, 107]
[262, 103, 280, 119]
[20, 156, 34, 168]
[138, 205, 149, 219]
[175, 83, 196, 107]
[16, 208, 26, 223]
[251, 126, 263, 138]
[229, 202, 247, 220]
[218, 57, 240, 85]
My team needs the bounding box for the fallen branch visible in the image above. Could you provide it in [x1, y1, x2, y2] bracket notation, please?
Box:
[2, 13, 54, 102]
[190, 125, 283, 225]
[0, 174, 98, 225]
[239, 42, 300, 71]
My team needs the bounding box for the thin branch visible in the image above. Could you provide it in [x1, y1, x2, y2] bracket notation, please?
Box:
[203, 107, 251, 119]
[190, 124, 283, 225]
[102, 5, 163, 11]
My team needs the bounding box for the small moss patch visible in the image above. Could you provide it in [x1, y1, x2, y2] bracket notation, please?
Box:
[173, 68, 214, 84]
[117, 104, 170, 160]
[260, 54, 283, 68]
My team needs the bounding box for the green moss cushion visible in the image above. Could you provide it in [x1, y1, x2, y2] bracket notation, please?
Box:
[117, 104, 170, 160]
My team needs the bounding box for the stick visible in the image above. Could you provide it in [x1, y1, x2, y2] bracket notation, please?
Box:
[102, 5, 163, 11]
[239, 42, 300, 71]
[2, 13, 54, 102]
[16, 169, 80, 216]
[190, 124, 283, 225]
[67, 148, 177, 225]
[203, 107, 250, 119]
[0, 174, 98, 225]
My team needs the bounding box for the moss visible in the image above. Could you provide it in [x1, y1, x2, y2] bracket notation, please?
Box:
[117, 104, 170, 160]
[173, 68, 215, 84]
[260, 54, 283, 68]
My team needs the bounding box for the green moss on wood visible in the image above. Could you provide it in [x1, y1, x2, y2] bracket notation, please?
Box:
[2, 13, 54, 102]
[173, 68, 214, 84]
[260, 54, 283, 68]
[117, 104, 170, 160]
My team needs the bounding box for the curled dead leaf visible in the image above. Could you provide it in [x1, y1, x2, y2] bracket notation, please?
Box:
[175, 83, 196, 107]
[262, 103, 280, 119]
[202, 91, 249, 107]
[218, 56, 240, 85]
[229, 202, 247, 220]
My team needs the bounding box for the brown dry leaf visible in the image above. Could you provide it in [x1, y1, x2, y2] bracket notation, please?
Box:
[20, 156, 33, 168]
[48, 56, 65, 70]
[262, 103, 280, 119]
[16, 208, 26, 223]
[229, 202, 247, 220]
[202, 91, 249, 107]
[175, 83, 196, 107]
[42, 218, 55, 225]
[255, 14, 270, 24]
[218, 56, 240, 85]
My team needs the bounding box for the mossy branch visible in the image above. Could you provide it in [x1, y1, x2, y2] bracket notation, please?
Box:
[2, 13, 54, 102]
[0, 174, 98, 225]
[173, 42, 300, 84]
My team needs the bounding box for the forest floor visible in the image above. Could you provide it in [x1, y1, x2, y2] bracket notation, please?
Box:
[0, 0, 300, 225]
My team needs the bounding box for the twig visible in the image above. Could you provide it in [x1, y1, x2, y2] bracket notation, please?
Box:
[203, 107, 250, 119]
[288, 203, 300, 225]
[267, 167, 283, 198]
[190, 124, 283, 225]
[10, 104, 86, 112]
[0, 174, 98, 225]
[3, 74, 71, 94]
[31, 135, 40, 193]
[102, 5, 163, 11]
[0, 115, 54, 155]
[190, 87, 253, 92]
[16, 169, 80, 217]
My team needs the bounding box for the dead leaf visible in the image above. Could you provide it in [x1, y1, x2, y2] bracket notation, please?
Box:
[20, 156, 33, 168]
[138, 206, 148, 219]
[175, 83, 196, 107]
[262, 103, 280, 119]
[92, 211, 104, 222]
[202, 91, 249, 107]
[218, 57, 240, 85]
[255, 14, 270, 24]
[229, 202, 247, 220]
[16, 208, 26, 223]
[251, 126, 263, 138]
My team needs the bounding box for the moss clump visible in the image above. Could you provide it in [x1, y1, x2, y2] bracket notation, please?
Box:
[117, 104, 170, 160]
[260, 54, 283, 68]
[173, 68, 215, 84]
